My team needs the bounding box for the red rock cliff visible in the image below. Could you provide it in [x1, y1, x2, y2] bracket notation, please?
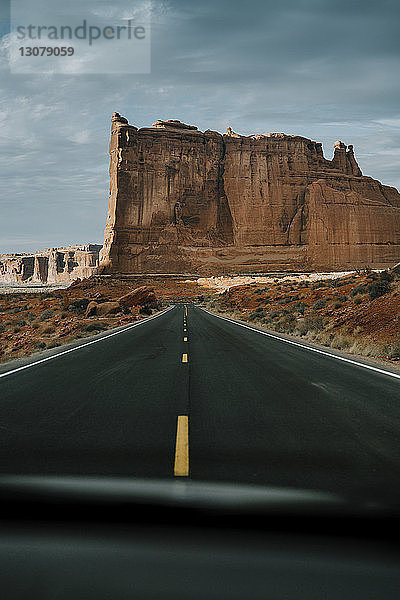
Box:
[100, 113, 400, 273]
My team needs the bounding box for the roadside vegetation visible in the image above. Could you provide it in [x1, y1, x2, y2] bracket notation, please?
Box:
[199, 269, 400, 364]
[3, 268, 400, 367]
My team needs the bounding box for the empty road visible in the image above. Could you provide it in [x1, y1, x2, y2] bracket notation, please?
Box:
[0, 304, 399, 503]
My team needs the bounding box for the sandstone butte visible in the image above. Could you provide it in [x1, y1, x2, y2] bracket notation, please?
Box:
[0, 245, 101, 284]
[99, 112, 400, 275]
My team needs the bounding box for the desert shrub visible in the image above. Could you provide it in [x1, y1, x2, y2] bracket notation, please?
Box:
[13, 319, 27, 327]
[269, 310, 282, 319]
[337, 295, 348, 302]
[312, 282, 327, 290]
[60, 312, 69, 319]
[387, 340, 400, 359]
[313, 299, 327, 310]
[280, 295, 300, 304]
[351, 284, 368, 297]
[291, 301, 307, 315]
[84, 322, 107, 332]
[379, 270, 394, 283]
[330, 333, 352, 350]
[35, 341, 46, 350]
[67, 298, 90, 313]
[23, 312, 36, 322]
[47, 342, 61, 349]
[39, 309, 54, 321]
[353, 296, 363, 305]
[296, 314, 324, 336]
[0, 325, 5, 333]
[306, 315, 324, 331]
[333, 302, 343, 309]
[368, 280, 391, 300]
[295, 320, 309, 336]
[274, 314, 296, 333]
[13, 327, 21, 333]
[139, 305, 152, 315]
[248, 310, 263, 321]
[147, 301, 159, 310]
[41, 326, 55, 335]
[9, 305, 28, 314]
[348, 339, 384, 358]
[31, 322, 40, 329]
[249, 308, 267, 321]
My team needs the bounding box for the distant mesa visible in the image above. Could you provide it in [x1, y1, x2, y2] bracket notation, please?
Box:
[98, 112, 400, 274]
[0, 245, 101, 285]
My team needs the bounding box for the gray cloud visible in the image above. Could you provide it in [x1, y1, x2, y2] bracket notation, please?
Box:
[0, 0, 399, 252]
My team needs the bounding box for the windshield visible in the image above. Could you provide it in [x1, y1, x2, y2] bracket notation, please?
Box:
[1, 0, 400, 518]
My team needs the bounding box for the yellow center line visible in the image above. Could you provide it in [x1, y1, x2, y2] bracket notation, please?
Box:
[182, 353, 188, 363]
[183, 336, 188, 342]
[174, 415, 189, 477]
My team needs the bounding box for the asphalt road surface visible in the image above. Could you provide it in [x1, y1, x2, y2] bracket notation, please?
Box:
[1, 304, 400, 502]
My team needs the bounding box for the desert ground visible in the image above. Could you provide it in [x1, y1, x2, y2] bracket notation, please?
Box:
[1, 269, 400, 368]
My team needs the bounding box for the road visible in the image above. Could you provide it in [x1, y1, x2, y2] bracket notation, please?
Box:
[0, 304, 399, 502]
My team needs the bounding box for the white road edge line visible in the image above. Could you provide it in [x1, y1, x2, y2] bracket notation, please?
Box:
[201, 308, 400, 381]
[0, 307, 174, 380]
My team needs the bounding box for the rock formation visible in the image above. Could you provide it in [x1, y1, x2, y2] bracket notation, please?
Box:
[0, 244, 102, 284]
[84, 286, 157, 317]
[99, 112, 400, 273]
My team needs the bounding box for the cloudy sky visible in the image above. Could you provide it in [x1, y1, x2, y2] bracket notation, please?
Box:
[0, 0, 399, 252]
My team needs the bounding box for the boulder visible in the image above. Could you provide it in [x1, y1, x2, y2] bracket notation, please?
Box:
[85, 301, 121, 317]
[96, 301, 121, 316]
[119, 286, 157, 310]
[85, 301, 98, 317]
